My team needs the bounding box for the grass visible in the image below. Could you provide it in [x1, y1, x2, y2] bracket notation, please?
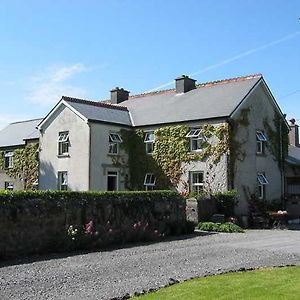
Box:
[132, 266, 300, 300]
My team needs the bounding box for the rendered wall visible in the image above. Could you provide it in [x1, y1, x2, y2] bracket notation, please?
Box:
[232, 82, 283, 215]
[39, 105, 90, 191]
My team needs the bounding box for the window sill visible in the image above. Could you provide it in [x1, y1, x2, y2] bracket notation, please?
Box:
[108, 153, 119, 156]
[57, 154, 70, 158]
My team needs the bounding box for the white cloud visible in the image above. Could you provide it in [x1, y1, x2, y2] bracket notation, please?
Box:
[27, 63, 90, 106]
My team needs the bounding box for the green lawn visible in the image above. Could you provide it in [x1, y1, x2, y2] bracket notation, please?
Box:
[133, 267, 300, 300]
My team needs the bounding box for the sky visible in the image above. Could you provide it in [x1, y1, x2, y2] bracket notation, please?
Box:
[0, 0, 299, 129]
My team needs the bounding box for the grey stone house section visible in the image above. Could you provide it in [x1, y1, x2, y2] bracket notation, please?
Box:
[0, 118, 42, 190]
[37, 74, 289, 216]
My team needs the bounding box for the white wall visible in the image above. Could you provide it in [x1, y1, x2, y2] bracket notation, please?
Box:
[89, 122, 129, 191]
[232, 81, 283, 215]
[39, 105, 90, 191]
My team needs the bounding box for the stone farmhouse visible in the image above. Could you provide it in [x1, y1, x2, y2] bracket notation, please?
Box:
[0, 73, 298, 216]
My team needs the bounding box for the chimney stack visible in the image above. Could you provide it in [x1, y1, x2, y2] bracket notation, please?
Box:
[289, 118, 300, 147]
[110, 87, 129, 104]
[175, 75, 196, 93]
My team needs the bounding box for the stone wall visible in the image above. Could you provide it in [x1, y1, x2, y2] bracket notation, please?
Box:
[0, 190, 187, 260]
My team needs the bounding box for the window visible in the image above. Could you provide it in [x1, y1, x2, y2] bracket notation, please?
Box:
[257, 173, 268, 199]
[4, 182, 14, 191]
[107, 171, 118, 191]
[58, 131, 69, 156]
[186, 128, 206, 152]
[144, 173, 156, 190]
[58, 171, 68, 191]
[190, 171, 204, 194]
[108, 133, 122, 155]
[4, 151, 14, 169]
[256, 130, 267, 154]
[144, 131, 155, 154]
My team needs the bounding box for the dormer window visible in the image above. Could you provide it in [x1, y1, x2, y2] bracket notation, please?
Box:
[256, 130, 267, 154]
[4, 151, 14, 169]
[144, 131, 155, 154]
[58, 131, 69, 156]
[144, 173, 156, 190]
[108, 133, 122, 155]
[186, 128, 205, 152]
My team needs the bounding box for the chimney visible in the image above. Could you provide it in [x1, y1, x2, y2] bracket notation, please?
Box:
[175, 75, 196, 93]
[289, 118, 300, 147]
[110, 87, 129, 104]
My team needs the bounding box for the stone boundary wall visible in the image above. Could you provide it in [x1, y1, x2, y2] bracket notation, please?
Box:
[0, 190, 187, 259]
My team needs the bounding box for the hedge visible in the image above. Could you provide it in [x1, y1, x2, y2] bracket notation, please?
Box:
[0, 190, 188, 259]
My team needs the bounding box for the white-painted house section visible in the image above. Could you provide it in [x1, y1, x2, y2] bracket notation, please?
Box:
[89, 122, 129, 191]
[39, 104, 90, 191]
[232, 81, 283, 215]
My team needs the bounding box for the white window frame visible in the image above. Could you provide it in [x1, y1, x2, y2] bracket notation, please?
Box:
[186, 128, 205, 152]
[108, 133, 122, 155]
[144, 131, 155, 155]
[4, 151, 14, 169]
[107, 170, 119, 191]
[58, 131, 69, 156]
[257, 173, 268, 200]
[58, 171, 68, 191]
[144, 173, 156, 190]
[256, 130, 267, 154]
[4, 182, 14, 190]
[190, 171, 204, 194]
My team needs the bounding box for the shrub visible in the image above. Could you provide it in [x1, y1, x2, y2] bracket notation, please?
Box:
[197, 222, 220, 232]
[197, 221, 244, 233]
[218, 222, 244, 233]
[212, 190, 238, 217]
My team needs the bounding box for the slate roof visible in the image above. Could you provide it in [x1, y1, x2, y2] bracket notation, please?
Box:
[121, 74, 262, 126]
[0, 118, 42, 148]
[62, 96, 132, 126]
[286, 145, 300, 166]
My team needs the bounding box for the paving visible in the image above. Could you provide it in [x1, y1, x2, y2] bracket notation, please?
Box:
[0, 230, 300, 300]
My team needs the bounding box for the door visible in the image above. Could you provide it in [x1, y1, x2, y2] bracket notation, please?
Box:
[107, 171, 118, 191]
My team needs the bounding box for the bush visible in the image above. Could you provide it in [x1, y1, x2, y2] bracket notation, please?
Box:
[218, 222, 244, 233]
[212, 190, 238, 217]
[0, 190, 187, 259]
[197, 222, 244, 233]
[197, 222, 220, 232]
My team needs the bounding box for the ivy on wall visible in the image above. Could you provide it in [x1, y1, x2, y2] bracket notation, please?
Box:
[263, 111, 289, 170]
[0, 143, 39, 190]
[120, 123, 230, 192]
[227, 108, 250, 187]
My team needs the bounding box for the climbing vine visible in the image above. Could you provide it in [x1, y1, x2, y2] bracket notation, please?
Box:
[228, 108, 250, 187]
[263, 111, 289, 170]
[0, 143, 39, 190]
[120, 123, 230, 191]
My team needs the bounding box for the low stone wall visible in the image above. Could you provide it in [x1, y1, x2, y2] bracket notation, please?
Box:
[0, 190, 187, 259]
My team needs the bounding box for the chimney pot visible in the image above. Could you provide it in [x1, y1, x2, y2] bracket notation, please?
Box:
[110, 87, 129, 104]
[175, 75, 196, 93]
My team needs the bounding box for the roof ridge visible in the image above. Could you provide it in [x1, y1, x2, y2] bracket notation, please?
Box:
[127, 73, 262, 99]
[62, 96, 128, 112]
[10, 118, 44, 125]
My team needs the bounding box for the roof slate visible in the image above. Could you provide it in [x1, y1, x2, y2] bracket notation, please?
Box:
[121, 74, 261, 126]
[0, 118, 42, 148]
[63, 97, 132, 126]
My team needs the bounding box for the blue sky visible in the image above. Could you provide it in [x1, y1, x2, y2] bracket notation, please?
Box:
[0, 0, 299, 129]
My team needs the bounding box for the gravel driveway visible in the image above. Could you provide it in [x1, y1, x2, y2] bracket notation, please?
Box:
[1, 230, 300, 300]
